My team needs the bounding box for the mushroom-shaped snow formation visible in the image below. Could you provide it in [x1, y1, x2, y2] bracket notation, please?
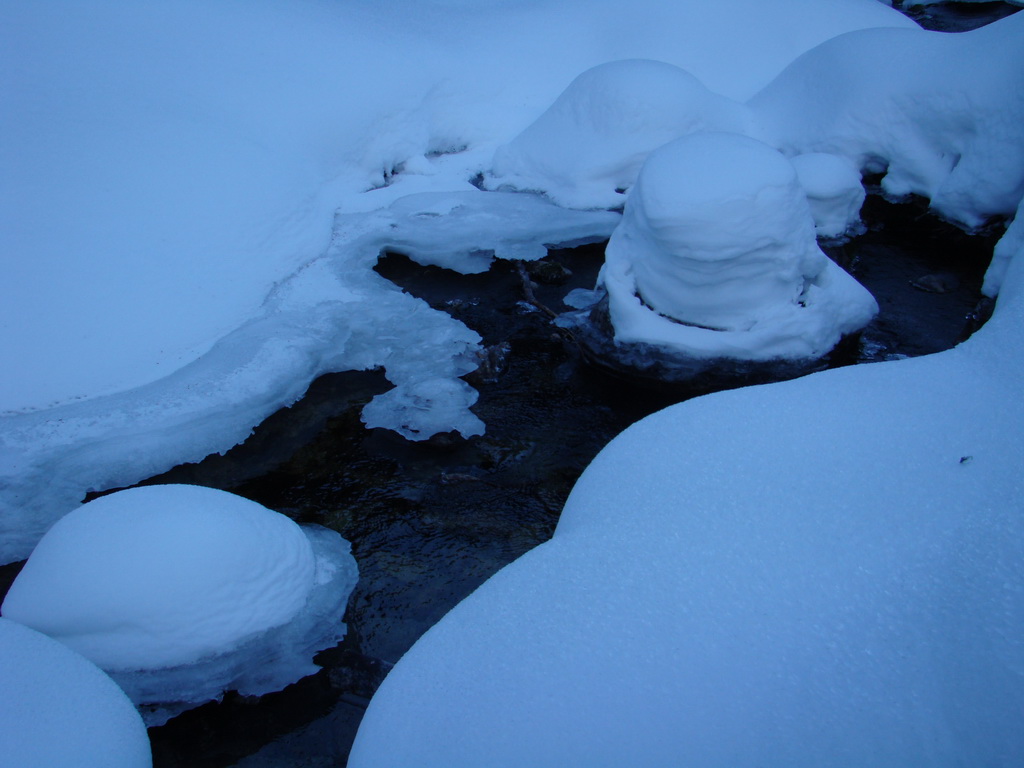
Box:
[0, 617, 152, 768]
[486, 60, 751, 210]
[1, 484, 358, 725]
[591, 132, 876, 374]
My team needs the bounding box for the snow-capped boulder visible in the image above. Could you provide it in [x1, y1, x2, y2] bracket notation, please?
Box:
[580, 132, 876, 379]
[0, 617, 152, 768]
[1, 484, 358, 725]
[486, 59, 751, 209]
[791, 152, 866, 239]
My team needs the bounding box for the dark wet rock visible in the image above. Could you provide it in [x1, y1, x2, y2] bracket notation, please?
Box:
[559, 294, 839, 396]
[525, 259, 573, 284]
[912, 272, 960, 293]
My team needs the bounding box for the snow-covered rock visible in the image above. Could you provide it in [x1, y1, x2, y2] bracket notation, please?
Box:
[0, 617, 152, 768]
[791, 152, 866, 239]
[593, 133, 876, 365]
[1, 484, 358, 725]
[749, 11, 1024, 229]
[486, 60, 751, 209]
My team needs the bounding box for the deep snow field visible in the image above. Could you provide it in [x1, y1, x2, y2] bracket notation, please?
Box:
[2, 0, 1023, 766]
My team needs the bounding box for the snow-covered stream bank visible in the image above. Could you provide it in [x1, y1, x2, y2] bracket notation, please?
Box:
[0, 199, 995, 766]
[2, 1, 1023, 765]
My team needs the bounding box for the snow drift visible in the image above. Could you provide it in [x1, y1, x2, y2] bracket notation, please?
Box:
[0, 617, 152, 768]
[749, 10, 1024, 229]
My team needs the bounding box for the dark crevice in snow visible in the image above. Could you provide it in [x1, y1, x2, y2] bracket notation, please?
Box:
[894, 1, 1021, 32]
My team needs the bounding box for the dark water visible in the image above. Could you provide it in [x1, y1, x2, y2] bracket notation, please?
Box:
[898, 0, 1020, 32]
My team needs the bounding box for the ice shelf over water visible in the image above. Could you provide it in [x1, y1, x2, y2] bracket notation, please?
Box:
[0, 617, 152, 768]
[2, 485, 358, 725]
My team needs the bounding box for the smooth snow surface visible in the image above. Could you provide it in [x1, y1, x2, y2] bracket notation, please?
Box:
[750, 11, 1024, 229]
[486, 60, 751, 209]
[350, 207, 1024, 768]
[2, 485, 357, 725]
[600, 133, 877, 359]
[790, 153, 867, 239]
[0, 617, 152, 768]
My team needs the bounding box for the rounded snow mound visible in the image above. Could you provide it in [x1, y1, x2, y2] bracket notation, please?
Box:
[0, 617, 152, 768]
[594, 132, 877, 365]
[2, 484, 358, 725]
[486, 59, 750, 210]
[791, 152, 865, 240]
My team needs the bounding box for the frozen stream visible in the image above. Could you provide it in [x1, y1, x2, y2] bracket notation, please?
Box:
[7, 196, 993, 767]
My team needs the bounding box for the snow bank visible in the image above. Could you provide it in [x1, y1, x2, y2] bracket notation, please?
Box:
[2, 484, 357, 725]
[349, 209, 1024, 768]
[0, 617, 152, 768]
[596, 133, 876, 361]
[486, 60, 751, 209]
[749, 11, 1024, 229]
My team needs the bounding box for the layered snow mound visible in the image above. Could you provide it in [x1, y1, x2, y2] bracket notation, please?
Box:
[350, 217, 1024, 768]
[749, 11, 1024, 229]
[2, 485, 357, 725]
[485, 60, 751, 209]
[0, 618, 152, 768]
[600, 133, 877, 360]
[791, 153, 866, 239]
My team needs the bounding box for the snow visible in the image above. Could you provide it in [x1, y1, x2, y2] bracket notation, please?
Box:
[790, 153, 867, 239]
[596, 133, 877, 360]
[749, 11, 1024, 229]
[0, 0, 914, 564]
[1, 484, 358, 725]
[0, 617, 152, 768]
[485, 59, 751, 209]
[349, 197, 1024, 768]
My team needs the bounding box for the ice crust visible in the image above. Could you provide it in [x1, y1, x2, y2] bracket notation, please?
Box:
[349, 176, 1024, 768]
[0, 617, 152, 768]
[2, 485, 358, 725]
[599, 133, 877, 360]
